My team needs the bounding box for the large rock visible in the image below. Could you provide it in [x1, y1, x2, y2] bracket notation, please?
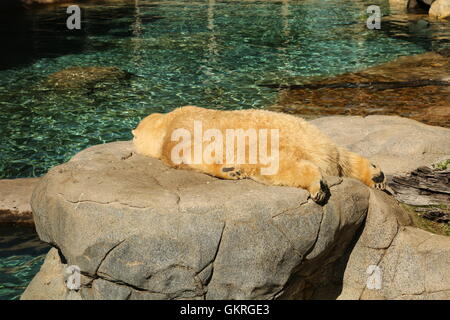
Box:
[21, 115, 450, 300]
[338, 191, 450, 300]
[21, 248, 81, 300]
[429, 0, 450, 19]
[23, 141, 375, 300]
[0, 178, 40, 225]
[311, 115, 450, 175]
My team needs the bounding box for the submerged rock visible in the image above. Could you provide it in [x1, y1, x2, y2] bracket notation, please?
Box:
[43, 66, 132, 90]
[268, 52, 450, 128]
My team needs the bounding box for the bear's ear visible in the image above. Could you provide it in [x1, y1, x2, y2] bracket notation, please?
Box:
[132, 130, 136, 137]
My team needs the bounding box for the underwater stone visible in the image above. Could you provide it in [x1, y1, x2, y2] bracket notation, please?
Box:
[43, 66, 132, 90]
[268, 52, 450, 128]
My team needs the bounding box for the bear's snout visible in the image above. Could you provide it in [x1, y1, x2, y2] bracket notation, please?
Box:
[372, 171, 385, 183]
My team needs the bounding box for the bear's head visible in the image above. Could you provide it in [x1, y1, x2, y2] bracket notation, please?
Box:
[132, 113, 168, 158]
[340, 149, 386, 190]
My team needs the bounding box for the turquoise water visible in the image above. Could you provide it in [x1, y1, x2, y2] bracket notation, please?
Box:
[1, 0, 450, 300]
[0, 226, 49, 300]
[1, 0, 445, 179]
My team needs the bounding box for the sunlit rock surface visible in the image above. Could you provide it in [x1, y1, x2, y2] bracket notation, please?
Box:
[430, 0, 450, 20]
[338, 191, 450, 300]
[0, 178, 40, 225]
[311, 115, 450, 175]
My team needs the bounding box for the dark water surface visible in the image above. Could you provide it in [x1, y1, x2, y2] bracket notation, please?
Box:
[0, 226, 49, 300]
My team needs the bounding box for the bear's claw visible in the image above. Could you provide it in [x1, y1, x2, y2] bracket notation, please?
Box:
[310, 179, 329, 204]
[374, 182, 386, 190]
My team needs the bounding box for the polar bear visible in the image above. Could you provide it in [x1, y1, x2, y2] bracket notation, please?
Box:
[132, 106, 386, 203]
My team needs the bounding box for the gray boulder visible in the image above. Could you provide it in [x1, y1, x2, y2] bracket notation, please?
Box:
[21, 115, 450, 300]
[311, 115, 450, 176]
[20, 248, 82, 300]
[338, 191, 450, 299]
[23, 141, 373, 300]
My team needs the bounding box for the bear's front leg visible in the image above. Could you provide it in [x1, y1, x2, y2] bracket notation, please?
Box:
[292, 160, 329, 204]
[252, 159, 329, 204]
[220, 165, 245, 180]
[307, 178, 329, 204]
